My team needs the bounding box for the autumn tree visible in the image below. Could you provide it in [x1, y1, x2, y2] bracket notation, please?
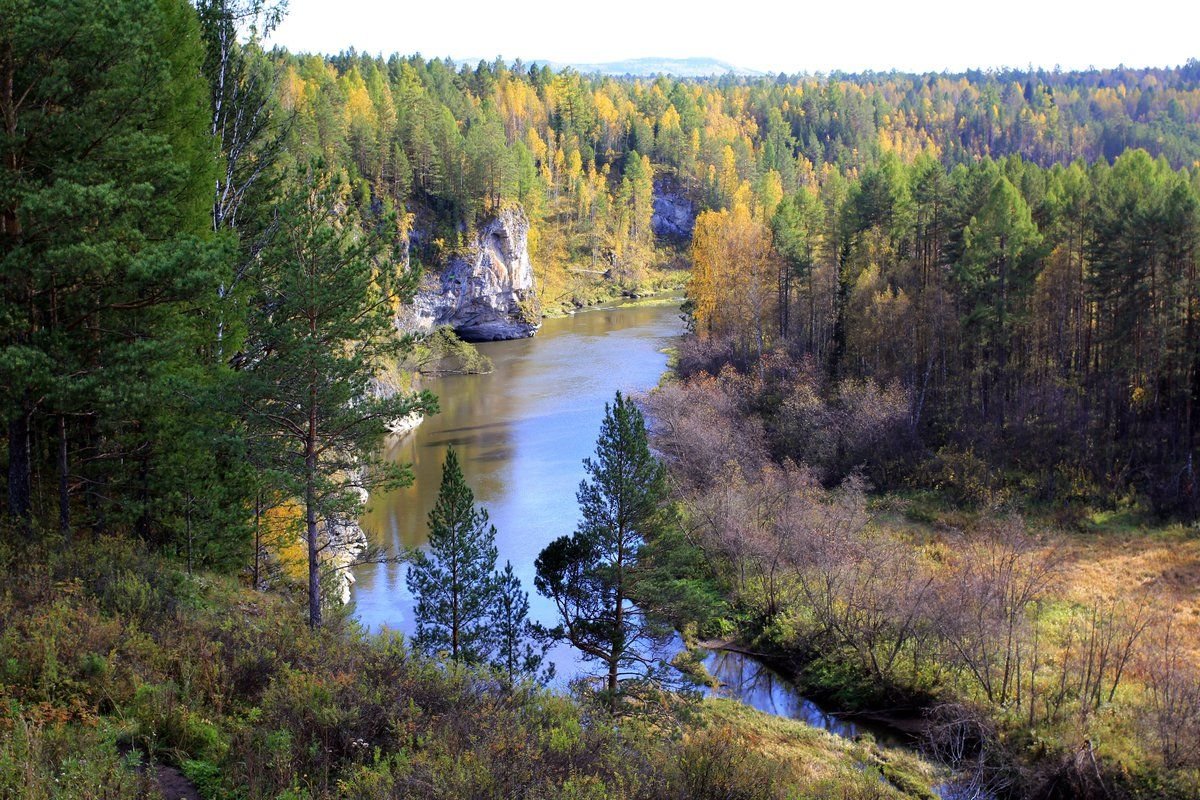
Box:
[689, 195, 780, 366]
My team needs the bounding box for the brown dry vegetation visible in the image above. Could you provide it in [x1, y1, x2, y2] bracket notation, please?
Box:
[640, 357, 1200, 799]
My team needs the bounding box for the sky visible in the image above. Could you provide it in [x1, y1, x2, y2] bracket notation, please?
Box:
[267, 0, 1200, 74]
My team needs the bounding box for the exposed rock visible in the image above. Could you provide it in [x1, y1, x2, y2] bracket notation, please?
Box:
[322, 502, 368, 606]
[386, 411, 423, 437]
[368, 369, 425, 437]
[401, 206, 540, 342]
[651, 180, 695, 241]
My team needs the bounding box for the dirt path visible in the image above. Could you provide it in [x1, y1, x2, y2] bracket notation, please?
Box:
[154, 764, 202, 800]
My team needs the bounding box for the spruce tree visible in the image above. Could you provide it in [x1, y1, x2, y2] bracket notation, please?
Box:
[406, 447, 500, 664]
[535, 392, 669, 709]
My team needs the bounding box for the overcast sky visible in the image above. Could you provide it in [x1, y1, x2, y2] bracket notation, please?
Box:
[268, 0, 1199, 74]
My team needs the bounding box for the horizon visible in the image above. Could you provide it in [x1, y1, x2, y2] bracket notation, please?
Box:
[268, 0, 1200, 75]
[253, 49, 1200, 79]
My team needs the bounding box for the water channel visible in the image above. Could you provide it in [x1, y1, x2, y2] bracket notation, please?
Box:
[351, 297, 898, 745]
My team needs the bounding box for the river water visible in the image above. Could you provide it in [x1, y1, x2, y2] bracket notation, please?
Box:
[351, 297, 901, 745]
[354, 297, 687, 678]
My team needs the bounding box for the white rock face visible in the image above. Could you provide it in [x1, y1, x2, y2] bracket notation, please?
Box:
[402, 206, 540, 341]
[320, 512, 368, 605]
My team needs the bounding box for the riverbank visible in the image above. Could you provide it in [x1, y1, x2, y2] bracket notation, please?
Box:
[537, 266, 687, 318]
[637, 343, 1200, 799]
[0, 533, 945, 799]
[639, 455, 1200, 797]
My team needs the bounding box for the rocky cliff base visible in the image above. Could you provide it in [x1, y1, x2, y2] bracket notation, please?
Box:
[402, 206, 541, 341]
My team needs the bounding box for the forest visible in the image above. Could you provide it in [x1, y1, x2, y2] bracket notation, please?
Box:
[1, 0, 1199, 798]
[274, 45, 1200, 513]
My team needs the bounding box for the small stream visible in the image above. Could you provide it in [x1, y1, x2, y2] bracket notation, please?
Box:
[699, 648, 904, 745]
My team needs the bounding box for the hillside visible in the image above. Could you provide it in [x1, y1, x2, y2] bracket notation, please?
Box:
[0, 534, 942, 799]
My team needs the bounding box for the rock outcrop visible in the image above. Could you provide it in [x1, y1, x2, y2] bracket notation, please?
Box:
[368, 369, 425, 437]
[321, 511, 368, 605]
[403, 206, 540, 341]
[651, 179, 695, 241]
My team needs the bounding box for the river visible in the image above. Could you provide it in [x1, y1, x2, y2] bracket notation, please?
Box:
[351, 297, 901, 745]
[354, 297, 686, 678]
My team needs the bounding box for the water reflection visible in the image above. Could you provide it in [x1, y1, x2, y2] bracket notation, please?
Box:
[703, 649, 899, 745]
[352, 298, 685, 679]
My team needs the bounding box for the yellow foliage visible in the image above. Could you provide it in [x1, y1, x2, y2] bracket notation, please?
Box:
[690, 200, 779, 356]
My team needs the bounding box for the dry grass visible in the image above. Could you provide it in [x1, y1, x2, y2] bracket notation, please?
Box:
[697, 697, 941, 796]
[1054, 527, 1200, 666]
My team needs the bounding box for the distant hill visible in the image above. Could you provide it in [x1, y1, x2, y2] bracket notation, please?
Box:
[548, 57, 765, 77]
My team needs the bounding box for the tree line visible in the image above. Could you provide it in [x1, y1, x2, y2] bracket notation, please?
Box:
[1, 0, 433, 628]
[687, 149, 1199, 515]
[267, 50, 1200, 511]
[271, 51, 1200, 302]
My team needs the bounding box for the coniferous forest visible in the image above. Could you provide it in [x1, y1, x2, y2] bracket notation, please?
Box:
[2, 1, 1199, 798]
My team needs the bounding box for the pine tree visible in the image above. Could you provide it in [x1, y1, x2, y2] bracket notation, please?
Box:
[406, 447, 500, 664]
[490, 561, 550, 686]
[535, 392, 669, 709]
[240, 165, 435, 627]
[772, 190, 823, 341]
[0, 0, 226, 535]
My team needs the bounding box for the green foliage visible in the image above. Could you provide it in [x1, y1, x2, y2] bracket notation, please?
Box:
[238, 164, 437, 625]
[0, 0, 233, 536]
[535, 392, 674, 707]
[407, 450, 546, 676]
[633, 505, 731, 637]
[491, 560, 551, 685]
[406, 447, 500, 665]
[411, 326, 494, 374]
[0, 716, 151, 800]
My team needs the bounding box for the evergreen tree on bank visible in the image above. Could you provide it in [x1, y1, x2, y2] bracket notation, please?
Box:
[492, 560, 550, 686]
[535, 392, 670, 709]
[408, 448, 547, 679]
[407, 447, 500, 664]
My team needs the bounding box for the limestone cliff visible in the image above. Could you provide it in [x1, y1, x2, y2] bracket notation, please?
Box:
[321, 511, 368, 605]
[402, 206, 540, 341]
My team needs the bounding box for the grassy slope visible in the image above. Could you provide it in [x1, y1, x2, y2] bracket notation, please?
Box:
[0, 533, 939, 800]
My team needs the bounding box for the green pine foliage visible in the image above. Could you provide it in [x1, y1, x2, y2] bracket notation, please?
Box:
[406, 447, 501, 664]
[0, 0, 231, 542]
[491, 560, 551, 685]
[238, 165, 436, 626]
[535, 392, 673, 708]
